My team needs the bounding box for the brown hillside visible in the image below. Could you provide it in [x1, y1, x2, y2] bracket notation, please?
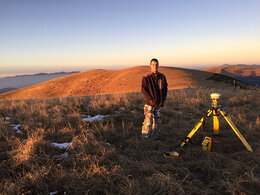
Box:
[202, 65, 260, 77]
[0, 66, 217, 100]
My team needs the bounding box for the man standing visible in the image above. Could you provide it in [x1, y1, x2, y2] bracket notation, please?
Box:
[141, 58, 168, 140]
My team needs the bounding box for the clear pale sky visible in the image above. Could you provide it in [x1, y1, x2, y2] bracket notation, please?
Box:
[0, 0, 259, 76]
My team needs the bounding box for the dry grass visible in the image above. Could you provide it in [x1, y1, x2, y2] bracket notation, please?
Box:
[0, 86, 259, 194]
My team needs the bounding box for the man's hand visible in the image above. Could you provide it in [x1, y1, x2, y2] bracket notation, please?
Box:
[149, 99, 156, 107]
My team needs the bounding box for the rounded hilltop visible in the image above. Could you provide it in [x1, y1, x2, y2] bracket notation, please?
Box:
[0, 66, 238, 100]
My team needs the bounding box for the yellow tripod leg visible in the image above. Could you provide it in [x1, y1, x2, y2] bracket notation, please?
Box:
[213, 109, 219, 135]
[180, 110, 212, 147]
[219, 110, 253, 152]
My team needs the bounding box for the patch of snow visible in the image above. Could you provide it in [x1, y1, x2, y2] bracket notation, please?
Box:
[83, 115, 110, 122]
[50, 191, 58, 195]
[120, 107, 125, 110]
[114, 111, 120, 114]
[11, 124, 22, 134]
[105, 142, 111, 146]
[5, 117, 11, 121]
[51, 142, 71, 149]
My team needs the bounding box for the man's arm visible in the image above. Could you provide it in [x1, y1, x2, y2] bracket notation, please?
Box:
[141, 76, 153, 102]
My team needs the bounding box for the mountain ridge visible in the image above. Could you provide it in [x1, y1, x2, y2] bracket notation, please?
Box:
[202, 65, 260, 87]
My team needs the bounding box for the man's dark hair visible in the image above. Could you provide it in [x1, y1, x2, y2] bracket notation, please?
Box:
[150, 58, 159, 65]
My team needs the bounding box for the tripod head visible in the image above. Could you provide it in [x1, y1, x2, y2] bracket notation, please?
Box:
[210, 93, 221, 109]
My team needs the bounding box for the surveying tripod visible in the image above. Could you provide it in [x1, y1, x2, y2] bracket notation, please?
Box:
[179, 93, 253, 152]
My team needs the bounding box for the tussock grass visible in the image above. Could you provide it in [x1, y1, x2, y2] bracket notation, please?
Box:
[0, 86, 259, 194]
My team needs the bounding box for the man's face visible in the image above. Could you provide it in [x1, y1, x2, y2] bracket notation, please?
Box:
[150, 61, 159, 73]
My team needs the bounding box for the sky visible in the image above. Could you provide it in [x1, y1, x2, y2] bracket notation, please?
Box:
[0, 0, 260, 76]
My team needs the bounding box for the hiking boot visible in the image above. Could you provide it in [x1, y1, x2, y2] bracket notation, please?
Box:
[141, 134, 149, 141]
[152, 130, 160, 140]
[153, 133, 159, 140]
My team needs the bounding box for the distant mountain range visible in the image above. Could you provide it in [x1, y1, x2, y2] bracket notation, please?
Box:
[0, 71, 80, 94]
[4, 71, 79, 78]
[220, 64, 260, 68]
[202, 65, 260, 87]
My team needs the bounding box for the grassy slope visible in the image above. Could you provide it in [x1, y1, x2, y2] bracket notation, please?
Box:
[0, 66, 217, 100]
[0, 87, 259, 194]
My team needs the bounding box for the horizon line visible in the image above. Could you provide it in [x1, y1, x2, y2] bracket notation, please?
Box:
[1, 64, 259, 78]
